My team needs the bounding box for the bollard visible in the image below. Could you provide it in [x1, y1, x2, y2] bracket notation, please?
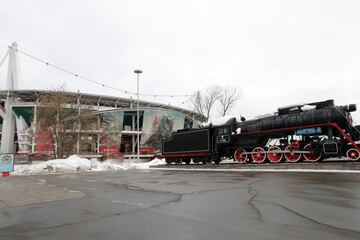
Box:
[90, 158, 97, 169]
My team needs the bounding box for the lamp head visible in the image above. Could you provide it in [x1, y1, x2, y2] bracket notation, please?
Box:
[134, 69, 143, 74]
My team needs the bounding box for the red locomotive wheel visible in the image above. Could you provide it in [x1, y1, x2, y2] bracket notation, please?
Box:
[346, 148, 360, 161]
[234, 148, 248, 163]
[303, 144, 322, 162]
[251, 147, 266, 163]
[284, 145, 301, 162]
[267, 146, 282, 163]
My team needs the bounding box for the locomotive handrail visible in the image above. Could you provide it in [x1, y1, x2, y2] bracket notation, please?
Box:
[329, 123, 360, 152]
[334, 107, 360, 136]
[232, 122, 336, 136]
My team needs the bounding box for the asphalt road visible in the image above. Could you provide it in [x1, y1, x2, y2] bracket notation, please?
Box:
[1, 170, 360, 240]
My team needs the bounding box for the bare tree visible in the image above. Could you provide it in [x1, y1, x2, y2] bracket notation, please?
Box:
[218, 86, 241, 116]
[189, 91, 205, 117]
[203, 86, 221, 119]
[189, 86, 221, 120]
[36, 87, 79, 159]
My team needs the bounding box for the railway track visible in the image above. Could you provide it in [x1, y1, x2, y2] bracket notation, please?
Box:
[151, 159, 360, 171]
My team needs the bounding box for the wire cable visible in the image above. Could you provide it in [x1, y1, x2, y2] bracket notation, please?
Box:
[10, 45, 189, 98]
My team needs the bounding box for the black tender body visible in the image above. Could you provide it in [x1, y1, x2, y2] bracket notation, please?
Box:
[162, 128, 211, 154]
[162, 99, 360, 164]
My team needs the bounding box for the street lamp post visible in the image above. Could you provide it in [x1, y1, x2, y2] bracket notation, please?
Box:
[134, 69, 142, 161]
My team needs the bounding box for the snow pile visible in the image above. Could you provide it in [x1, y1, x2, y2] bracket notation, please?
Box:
[129, 158, 167, 170]
[14, 155, 91, 175]
[13, 155, 167, 175]
[94, 159, 129, 171]
[95, 158, 166, 171]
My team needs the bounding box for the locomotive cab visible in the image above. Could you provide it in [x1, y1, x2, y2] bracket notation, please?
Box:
[215, 126, 231, 144]
[210, 117, 236, 143]
[211, 117, 237, 162]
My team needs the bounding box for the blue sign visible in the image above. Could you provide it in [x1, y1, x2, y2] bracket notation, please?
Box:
[0, 154, 14, 173]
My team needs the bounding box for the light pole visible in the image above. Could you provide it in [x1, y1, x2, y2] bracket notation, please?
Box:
[134, 69, 142, 161]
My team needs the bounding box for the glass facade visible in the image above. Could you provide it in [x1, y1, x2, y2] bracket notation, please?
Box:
[141, 110, 185, 153]
[97, 109, 195, 155]
[11, 107, 198, 156]
[99, 111, 124, 154]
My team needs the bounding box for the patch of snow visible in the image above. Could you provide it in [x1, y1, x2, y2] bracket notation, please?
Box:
[204, 116, 237, 126]
[13, 156, 167, 176]
[254, 113, 274, 119]
[278, 103, 306, 109]
[302, 105, 316, 110]
[94, 159, 129, 171]
[125, 158, 167, 170]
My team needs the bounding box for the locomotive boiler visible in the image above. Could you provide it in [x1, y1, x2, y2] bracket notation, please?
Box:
[161, 99, 360, 164]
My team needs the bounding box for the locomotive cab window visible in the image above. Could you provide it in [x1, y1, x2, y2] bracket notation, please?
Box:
[217, 128, 224, 134]
[217, 127, 229, 135]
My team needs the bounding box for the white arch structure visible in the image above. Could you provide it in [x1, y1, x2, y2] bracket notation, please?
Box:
[0, 42, 21, 153]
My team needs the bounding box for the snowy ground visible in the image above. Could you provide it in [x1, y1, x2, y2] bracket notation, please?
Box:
[12, 155, 166, 176]
[7, 155, 360, 176]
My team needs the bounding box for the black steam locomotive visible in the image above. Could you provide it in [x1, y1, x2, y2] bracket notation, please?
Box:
[161, 100, 360, 164]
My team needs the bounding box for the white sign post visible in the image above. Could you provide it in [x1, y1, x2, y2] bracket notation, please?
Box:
[0, 154, 14, 177]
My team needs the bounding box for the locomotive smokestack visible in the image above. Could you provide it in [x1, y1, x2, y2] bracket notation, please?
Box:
[341, 104, 357, 112]
[348, 104, 356, 112]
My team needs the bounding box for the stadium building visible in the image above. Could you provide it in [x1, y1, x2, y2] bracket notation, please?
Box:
[0, 43, 205, 160]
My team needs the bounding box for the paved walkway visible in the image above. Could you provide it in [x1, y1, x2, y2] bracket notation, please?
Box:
[0, 177, 85, 207]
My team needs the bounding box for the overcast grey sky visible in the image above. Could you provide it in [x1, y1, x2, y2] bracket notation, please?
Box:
[1, 0, 360, 120]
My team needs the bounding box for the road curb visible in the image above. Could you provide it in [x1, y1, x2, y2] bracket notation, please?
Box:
[151, 161, 360, 172]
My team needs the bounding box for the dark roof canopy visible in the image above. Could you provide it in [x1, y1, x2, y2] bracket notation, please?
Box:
[0, 89, 206, 122]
